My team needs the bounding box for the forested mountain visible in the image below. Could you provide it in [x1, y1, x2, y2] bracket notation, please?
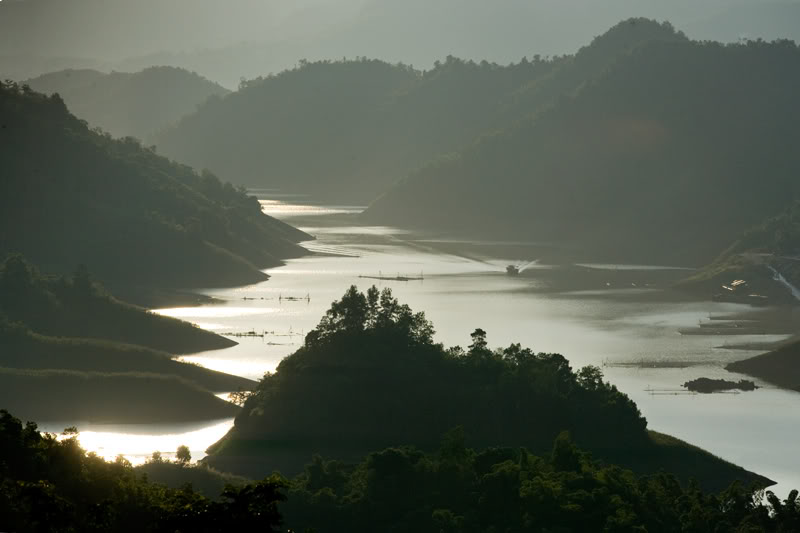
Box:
[0, 82, 309, 303]
[158, 59, 420, 201]
[25, 66, 229, 140]
[156, 20, 685, 202]
[206, 286, 769, 492]
[364, 36, 800, 266]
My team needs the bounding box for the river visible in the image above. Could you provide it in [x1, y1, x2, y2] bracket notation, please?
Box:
[52, 196, 800, 494]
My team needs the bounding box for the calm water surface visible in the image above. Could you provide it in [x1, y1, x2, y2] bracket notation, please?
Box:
[74, 198, 800, 492]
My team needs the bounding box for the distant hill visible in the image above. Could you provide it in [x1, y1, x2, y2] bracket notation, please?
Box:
[364, 36, 800, 266]
[0, 81, 309, 303]
[25, 66, 229, 141]
[156, 20, 686, 202]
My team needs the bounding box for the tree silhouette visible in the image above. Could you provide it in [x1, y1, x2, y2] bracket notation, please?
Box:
[176, 445, 191, 465]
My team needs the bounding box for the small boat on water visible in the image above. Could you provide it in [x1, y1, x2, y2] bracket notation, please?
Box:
[506, 265, 520, 276]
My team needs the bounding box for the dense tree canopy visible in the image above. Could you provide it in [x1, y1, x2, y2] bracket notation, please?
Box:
[0, 410, 287, 532]
[207, 286, 767, 492]
[3, 408, 796, 532]
[284, 433, 800, 533]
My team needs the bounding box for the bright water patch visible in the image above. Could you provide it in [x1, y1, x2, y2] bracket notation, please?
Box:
[39, 419, 234, 465]
[260, 199, 363, 218]
[153, 306, 280, 319]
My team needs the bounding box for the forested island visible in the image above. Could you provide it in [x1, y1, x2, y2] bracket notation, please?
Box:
[683, 378, 758, 394]
[206, 286, 769, 493]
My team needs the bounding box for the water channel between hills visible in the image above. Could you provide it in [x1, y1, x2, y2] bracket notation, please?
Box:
[47, 196, 800, 494]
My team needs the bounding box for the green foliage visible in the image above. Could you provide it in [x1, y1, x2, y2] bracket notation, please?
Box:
[208, 287, 767, 491]
[0, 81, 308, 296]
[176, 445, 192, 465]
[305, 285, 435, 347]
[282, 435, 799, 533]
[0, 410, 287, 532]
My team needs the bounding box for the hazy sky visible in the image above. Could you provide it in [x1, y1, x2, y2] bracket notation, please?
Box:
[2, 0, 799, 86]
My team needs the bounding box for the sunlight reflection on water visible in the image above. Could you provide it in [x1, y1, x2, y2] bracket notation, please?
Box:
[153, 307, 280, 319]
[39, 419, 234, 466]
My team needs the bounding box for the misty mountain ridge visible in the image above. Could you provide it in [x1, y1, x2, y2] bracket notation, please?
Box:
[24, 66, 229, 141]
[155, 19, 686, 202]
[2, 0, 800, 86]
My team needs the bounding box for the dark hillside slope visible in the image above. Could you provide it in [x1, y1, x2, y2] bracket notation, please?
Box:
[0, 321, 253, 393]
[0, 82, 309, 297]
[0, 367, 240, 423]
[0, 254, 234, 354]
[727, 341, 800, 392]
[25, 66, 229, 140]
[0, 258, 255, 423]
[157, 59, 421, 201]
[364, 38, 800, 266]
